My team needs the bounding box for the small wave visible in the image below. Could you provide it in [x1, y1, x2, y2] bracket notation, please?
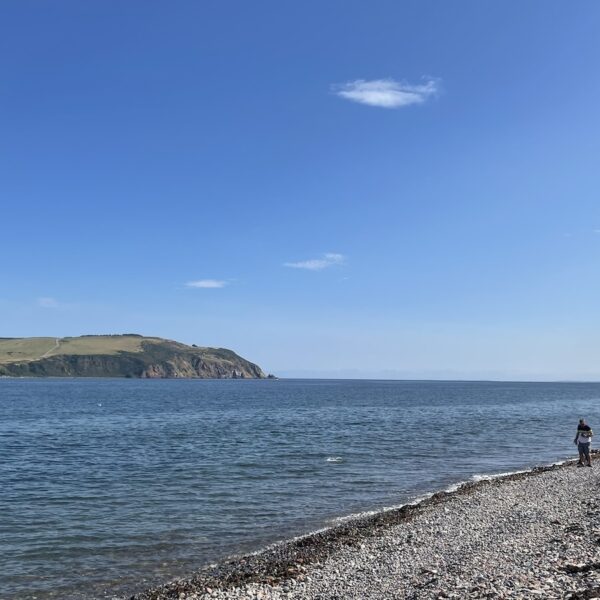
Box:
[332, 492, 436, 525]
[471, 468, 530, 482]
[325, 456, 343, 463]
[444, 482, 463, 493]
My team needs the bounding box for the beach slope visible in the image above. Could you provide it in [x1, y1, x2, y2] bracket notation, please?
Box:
[133, 454, 600, 600]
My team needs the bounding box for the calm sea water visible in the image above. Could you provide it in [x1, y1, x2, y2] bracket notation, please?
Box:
[2, 379, 599, 599]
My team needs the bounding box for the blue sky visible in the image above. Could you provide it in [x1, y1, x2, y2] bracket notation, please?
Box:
[2, 1, 600, 379]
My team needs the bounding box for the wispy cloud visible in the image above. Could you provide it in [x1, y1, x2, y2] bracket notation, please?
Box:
[38, 297, 60, 308]
[284, 253, 346, 271]
[186, 279, 228, 289]
[333, 77, 439, 108]
[593, 229, 600, 234]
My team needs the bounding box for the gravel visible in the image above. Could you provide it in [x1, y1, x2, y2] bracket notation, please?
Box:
[132, 452, 600, 600]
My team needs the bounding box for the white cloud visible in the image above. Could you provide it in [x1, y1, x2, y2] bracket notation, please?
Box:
[186, 279, 228, 289]
[38, 297, 60, 308]
[593, 229, 600, 234]
[334, 77, 439, 108]
[284, 253, 346, 271]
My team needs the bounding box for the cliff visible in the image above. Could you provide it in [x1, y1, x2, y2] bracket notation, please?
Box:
[0, 335, 266, 379]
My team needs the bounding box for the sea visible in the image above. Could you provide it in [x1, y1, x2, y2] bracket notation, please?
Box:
[2, 378, 599, 599]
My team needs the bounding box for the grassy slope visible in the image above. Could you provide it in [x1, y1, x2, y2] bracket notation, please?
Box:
[0, 337, 58, 363]
[0, 335, 175, 364]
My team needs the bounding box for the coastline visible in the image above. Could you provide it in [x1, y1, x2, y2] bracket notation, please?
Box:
[131, 451, 600, 600]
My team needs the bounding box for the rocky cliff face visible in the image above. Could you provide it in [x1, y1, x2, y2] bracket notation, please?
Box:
[139, 353, 265, 379]
[0, 338, 266, 379]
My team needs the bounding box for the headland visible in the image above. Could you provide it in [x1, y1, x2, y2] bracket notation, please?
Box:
[0, 335, 266, 379]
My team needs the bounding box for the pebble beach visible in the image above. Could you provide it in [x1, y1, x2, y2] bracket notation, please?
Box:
[133, 452, 600, 600]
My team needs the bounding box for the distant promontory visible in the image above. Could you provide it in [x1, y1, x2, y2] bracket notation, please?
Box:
[0, 335, 267, 379]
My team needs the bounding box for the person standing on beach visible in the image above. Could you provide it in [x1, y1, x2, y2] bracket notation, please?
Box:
[574, 418, 593, 467]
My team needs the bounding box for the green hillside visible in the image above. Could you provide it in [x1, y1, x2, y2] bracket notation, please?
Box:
[0, 335, 266, 379]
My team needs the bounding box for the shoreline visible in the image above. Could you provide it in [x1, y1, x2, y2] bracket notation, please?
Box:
[131, 451, 600, 599]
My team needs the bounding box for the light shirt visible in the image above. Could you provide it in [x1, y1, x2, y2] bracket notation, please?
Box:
[577, 425, 593, 444]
